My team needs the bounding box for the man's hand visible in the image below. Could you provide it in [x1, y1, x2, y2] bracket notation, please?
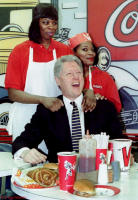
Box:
[21, 148, 47, 164]
[82, 89, 96, 112]
[40, 97, 64, 112]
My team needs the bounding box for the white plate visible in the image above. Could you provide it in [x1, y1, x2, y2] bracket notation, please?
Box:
[95, 185, 120, 196]
[69, 185, 120, 199]
[13, 166, 59, 189]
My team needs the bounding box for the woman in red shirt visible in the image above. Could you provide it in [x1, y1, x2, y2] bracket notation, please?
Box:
[5, 4, 71, 143]
[68, 33, 122, 113]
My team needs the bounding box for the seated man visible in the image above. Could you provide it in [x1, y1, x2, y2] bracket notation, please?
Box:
[12, 55, 123, 164]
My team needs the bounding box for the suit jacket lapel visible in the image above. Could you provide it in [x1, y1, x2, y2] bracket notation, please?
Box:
[56, 95, 73, 149]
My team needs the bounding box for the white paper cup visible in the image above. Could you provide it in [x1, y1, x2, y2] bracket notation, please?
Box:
[113, 139, 132, 172]
[98, 163, 108, 184]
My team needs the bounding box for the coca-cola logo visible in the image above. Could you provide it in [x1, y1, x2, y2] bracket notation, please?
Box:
[105, 0, 138, 47]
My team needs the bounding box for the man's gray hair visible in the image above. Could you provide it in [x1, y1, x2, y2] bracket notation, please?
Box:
[54, 55, 83, 78]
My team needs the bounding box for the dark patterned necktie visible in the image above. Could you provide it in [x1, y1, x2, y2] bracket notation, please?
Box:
[71, 102, 82, 152]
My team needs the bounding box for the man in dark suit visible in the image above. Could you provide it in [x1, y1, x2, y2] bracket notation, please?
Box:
[12, 55, 123, 164]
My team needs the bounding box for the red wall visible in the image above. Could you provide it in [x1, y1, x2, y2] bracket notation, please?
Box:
[88, 0, 138, 61]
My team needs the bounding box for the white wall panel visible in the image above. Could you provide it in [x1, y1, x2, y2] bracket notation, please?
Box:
[58, 0, 87, 38]
[39, 0, 51, 3]
[62, 2, 78, 9]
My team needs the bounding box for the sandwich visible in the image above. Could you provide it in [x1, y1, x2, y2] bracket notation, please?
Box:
[43, 163, 58, 171]
[73, 179, 96, 197]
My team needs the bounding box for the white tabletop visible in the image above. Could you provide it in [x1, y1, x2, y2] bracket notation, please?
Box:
[0, 152, 30, 177]
[11, 163, 138, 200]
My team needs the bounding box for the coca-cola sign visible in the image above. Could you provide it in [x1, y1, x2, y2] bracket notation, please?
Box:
[88, 0, 138, 60]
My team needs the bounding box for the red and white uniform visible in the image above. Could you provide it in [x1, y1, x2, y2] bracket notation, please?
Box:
[5, 40, 72, 142]
[5, 40, 72, 91]
[84, 66, 122, 113]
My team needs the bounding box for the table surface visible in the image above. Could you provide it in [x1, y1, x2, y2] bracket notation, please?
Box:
[0, 152, 30, 177]
[11, 163, 138, 200]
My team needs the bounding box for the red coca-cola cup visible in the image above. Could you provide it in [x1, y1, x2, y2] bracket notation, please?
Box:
[57, 152, 77, 192]
[96, 149, 107, 170]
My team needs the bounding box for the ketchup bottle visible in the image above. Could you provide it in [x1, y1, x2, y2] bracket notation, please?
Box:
[78, 130, 97, 172]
